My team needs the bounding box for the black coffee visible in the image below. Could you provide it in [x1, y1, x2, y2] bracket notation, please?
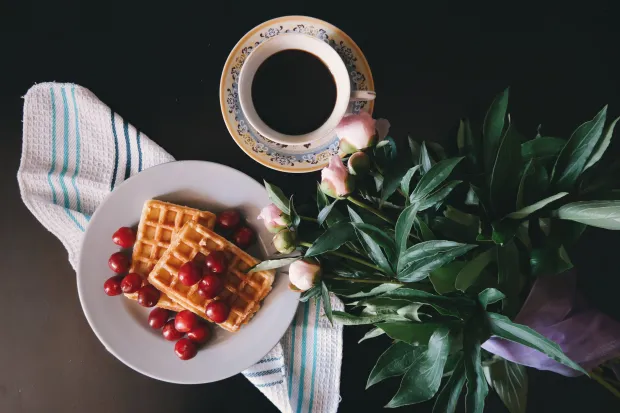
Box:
[251, 49, 337, 136]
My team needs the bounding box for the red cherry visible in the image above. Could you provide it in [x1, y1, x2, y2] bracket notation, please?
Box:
[103, 275, 124, 296]
[198, 274, 224, 299]
[205, 301, 230, 323]
[174, 338, 197, 360]
[162, 319, 183, 341]
[148, 308, 170, 330]
[108, 252, 130, 274]
[178, 261, 202, 286]
[112, 227, 136, 248]
[232, 226, 255, 249]
[120, 273, 143, 293]
[205, 251, 227, 274]
[187, 324, 211, 344]
[217, 210, 241, 230]
[137, 285, 160, 307]
[174, 310, 197, 333]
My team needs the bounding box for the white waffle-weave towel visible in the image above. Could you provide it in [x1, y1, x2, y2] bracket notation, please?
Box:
[17, 83, 343, 413]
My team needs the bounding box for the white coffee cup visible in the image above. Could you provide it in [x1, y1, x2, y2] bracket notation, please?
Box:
[238, 33, 376, 146]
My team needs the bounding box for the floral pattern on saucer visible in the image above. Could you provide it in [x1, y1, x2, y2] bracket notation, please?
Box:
[220, 16, 375, 173]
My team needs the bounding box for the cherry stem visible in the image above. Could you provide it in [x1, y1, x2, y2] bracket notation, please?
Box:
[346, 196, 395, 225]
[298, 241, 384, 273]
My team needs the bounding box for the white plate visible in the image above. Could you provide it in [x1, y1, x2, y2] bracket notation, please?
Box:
[77, 161, 299, 384]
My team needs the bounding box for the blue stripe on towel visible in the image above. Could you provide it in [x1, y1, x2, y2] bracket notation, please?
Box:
[307, 298, 322, 413]
[245, 367, 282, 378]
[60, 87, 84, 232]
[257, 380, 284, 388]
[110, 110, 120, 190]
[136, 130, 143, 172]
[257, 357, 282, 364]
[122, 120, 131, 180]
[288, 310, 298, 398]
[296, 302, 310, 413]
[47, 88, 58, 205]
[69, 86, 84, 216]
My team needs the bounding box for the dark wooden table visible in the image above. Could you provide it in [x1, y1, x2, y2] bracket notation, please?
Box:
[3, 2, 620, 412]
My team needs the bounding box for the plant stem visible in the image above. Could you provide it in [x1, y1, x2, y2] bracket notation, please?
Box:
[346, 196, 395, 225]
[327, 276, 404, 285]
[299, 241, 384, 273]
[300, 215, 319, 223]
[591, 371, 620, 399]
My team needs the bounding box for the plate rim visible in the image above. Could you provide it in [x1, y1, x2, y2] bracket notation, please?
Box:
[219, 15, 375, 173]
[76, 160, 298, 384]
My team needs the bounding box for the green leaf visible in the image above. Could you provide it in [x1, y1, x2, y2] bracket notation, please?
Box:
[360, 297, 422, 321]
[429, 261, 465, 294]
[483, 88, 510, 175]
[455, 248, 495, 292]
[408, 136, 421, 162]
[305, 222, 357, 257]
[299, 285, 321, 302]
[433, 356, 466, 413]
[584, 116, 620, 171]
[487, 312, 587, 374]
[381, 160, 410, 203]
[263, 180, 290, 215]
[401, 165, 422, 197]
[491, 219, 520, 246]
[427, 141, 447, 160]
[379, 288, 475, 318]
[555, 200, 620, 230]
[320, 282, 333, 325]
[415, 217, 437, 241]
[419, 141, 434, 174]
[478, 288, 505, 308]
[507, 192, 568, 219]
[317, 199, 338, 226]
[377, 322, 441, 345]
[483, 359, 528, 413]
[522, 161, 550, 208]
[497, 241, 521, 316]
[552, 105, 607, 191]
[375, 136, 397, 166]
[386, 327, 452, 407]
[358, 327, 385, 343]
[249, 256, 301, 272]
[490, 124, 522, 216]
[397, 241, 477, 282]
[521, 137, 566, 162]
[464, 325, 489, 413]
[530, 245, 573, 277]
[516, 160, 534, 210]
[395, 204, 420, 256]
[348, 207, 396, 275]
[367, 342, 423, 388]
[345, 283, 402, 298]
[418, 181, 462, 211]
[444, 205, 478, 228]
[289, 195, 300, 228]
[331, 311, 407, 326]
[411, 157, 464, 202]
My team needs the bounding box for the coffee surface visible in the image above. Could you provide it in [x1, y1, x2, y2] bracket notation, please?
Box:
[251, 49, 337, 136]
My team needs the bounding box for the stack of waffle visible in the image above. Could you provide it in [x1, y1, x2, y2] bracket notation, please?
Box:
[126, 200, 274, 332]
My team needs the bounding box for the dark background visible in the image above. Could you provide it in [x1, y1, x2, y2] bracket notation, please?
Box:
[2, 1, 620, 412]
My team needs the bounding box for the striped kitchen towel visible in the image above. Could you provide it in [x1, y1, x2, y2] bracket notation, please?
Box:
[17, 83, 344, 413]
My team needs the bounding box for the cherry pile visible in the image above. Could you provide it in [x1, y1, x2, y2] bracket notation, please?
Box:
[103, 226, 161, 307]
[101, 209, 256, 361]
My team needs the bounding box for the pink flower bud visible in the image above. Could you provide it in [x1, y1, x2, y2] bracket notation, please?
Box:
[273, 229, 296, 254]
[257, 204, 291, 233]
[336, 112, 378, 155]
[320, 155, 355, 198]
[288, 259, 321, 292]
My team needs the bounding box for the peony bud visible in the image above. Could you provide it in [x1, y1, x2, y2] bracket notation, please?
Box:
[273, 229, 296, 254]
[320, 155, 355, 199]
[336, 112, 377, 155]
[288, 259, 321, 292]
[257, 204, 291, 233]
[347, 152, 371, 176]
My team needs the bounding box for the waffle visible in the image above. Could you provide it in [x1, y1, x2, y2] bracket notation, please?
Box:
[148, 221, 275, 332]
[125, 200, 217, 311]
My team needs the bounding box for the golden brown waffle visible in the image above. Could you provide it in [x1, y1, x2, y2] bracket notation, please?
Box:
[125, 200, 216, 311]
[148, 221, 275, 332]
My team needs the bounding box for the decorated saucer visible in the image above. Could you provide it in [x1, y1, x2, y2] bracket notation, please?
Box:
[220, 15, 375, 173]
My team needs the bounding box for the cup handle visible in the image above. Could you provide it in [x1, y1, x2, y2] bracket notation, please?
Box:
[350, 90, 376, 102]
